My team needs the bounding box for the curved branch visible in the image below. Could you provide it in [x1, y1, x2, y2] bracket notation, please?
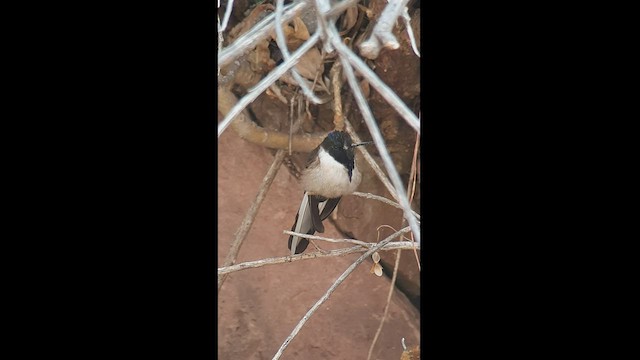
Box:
[218, 87, 325, 152]
[271, 226, 410, 359]
[351, 191, 420, 220]
[218, 241, 417, 276]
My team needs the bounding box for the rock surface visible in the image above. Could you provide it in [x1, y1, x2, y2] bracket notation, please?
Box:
[218, 129, 420, 359]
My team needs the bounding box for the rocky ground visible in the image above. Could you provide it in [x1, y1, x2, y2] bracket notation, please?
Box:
[218, 129, 420, 359]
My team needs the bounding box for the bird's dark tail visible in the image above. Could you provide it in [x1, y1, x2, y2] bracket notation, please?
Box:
[287, 193, 342, 255]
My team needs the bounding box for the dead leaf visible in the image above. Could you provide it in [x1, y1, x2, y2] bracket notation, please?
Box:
[294, 46, 323, 80]
[291, 17, 310, 41]
[359, 79, 370, 99]
[400, 346, 420, 360]
[228, 4, 275, 41]
[339, 5, 359, 34]
[250, 37, 275, 74]
[373, 263, 383, 276]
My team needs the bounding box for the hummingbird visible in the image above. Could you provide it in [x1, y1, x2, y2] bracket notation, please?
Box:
[288, 130, 372, 255]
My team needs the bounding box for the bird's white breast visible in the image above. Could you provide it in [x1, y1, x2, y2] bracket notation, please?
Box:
[301, 147, 361, 198]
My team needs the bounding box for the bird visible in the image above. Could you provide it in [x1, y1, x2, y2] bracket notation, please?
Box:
[288, 130, 372, 255]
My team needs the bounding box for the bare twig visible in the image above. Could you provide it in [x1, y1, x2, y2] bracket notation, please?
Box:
[283, 230, 370, 246]
[219, 0, 359, 68]
[330, 23, 421, 245]
[288, 91, 297, 155]
[359, 0, 410, 59]
[218, 150, 288, 291]
[325, 0, 360, 18]
[219, 0, 235, 32]
[401, 6, 420, 57]
[407, 131, 421, 270]
[333, 36, 420, 133]
[344, 120, 399, 201]
[217, 16, 223, 76]
[367, 246, 402, 360]
[330, 61, 344, 130]
[312, 0, 335, 53]
[218, 0, 308, 68]
[275, 0, 323, 104]
[219, 241, 417, 276]
[218, 31, 322, 137]
[351, 191, 420, 220]
[313, 2, 420, 132]
[268, 84, 289, 105]
[271, 226, 409, 360]
[218, 87, 326, 151]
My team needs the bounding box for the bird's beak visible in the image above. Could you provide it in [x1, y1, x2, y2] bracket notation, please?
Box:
[351, 141, 373, 147]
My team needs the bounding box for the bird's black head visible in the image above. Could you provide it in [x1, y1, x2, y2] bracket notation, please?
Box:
[320, 131, 355, 179]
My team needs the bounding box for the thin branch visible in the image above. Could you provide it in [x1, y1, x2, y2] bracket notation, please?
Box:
[218, 31, 322, 137]
[217, 15, 223, 76]
[328, 25, 420, 133]
[218, 0, 360, 68]
[351, 191, 420, 220]
[312, 0, 335, 53]
[330, 21, 421, 245]
[271, 226, 409, 360]
[283, 230, 371, 246]
[344, 120, 399, 201]
[401, 6, 420, 58]
[330, 60, 344, 131]
[325, 0, 360, 18]
[407, 130, 421, 270]
[359, 0, 410, 59]
[367, 247, 402, 360]
[275, 0, 323, 104]
[219, 0, 236, 32]
[218, 240, 417, 276]
[218, 87, 326, 151]
[218, 149, 288, 291]
[218, 0, 308, 68]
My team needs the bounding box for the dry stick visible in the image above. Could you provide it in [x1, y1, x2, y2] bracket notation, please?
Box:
[217, 14, 224, 76]
[218, 0, 307, 68]
[217, 150, 289, 291]
[312, 0, 334, 53]
[367, 245, 402, 360]
[218, 0, 359, 68]
[407, 131, 421, 270]
[218, 98, 309, 291]
[325, 0, 360, 18]
[367, 136, 421, 359]
[283, 230, 370, 246]
[219, 87, 325, 152]
[328, 50, 401, 202]
[351, 191, 420, 220]
[271, 226, 409, 360]
[288, 92, 296, 155]
[359, 0, 410, 59]
[219, 241, 418, 276]
[218, 31, 321, 137]
[330, 28, 420, 133]
[219, 0, 235, 32]
[344, 120, 398, 202]
[329, 23, 421, 246]
[274, 0, 323, 104]
[330, 61, 344, 131]
[401, 6, 420, 58]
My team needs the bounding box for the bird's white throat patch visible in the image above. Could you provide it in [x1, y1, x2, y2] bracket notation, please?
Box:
[301, 147, 361, 198]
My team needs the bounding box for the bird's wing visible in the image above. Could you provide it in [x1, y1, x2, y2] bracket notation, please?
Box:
[309, 195, 325, 233]
[288, 192, 329, 255]
[289, 192, 310, 255]
[319, 197, 341, 221]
